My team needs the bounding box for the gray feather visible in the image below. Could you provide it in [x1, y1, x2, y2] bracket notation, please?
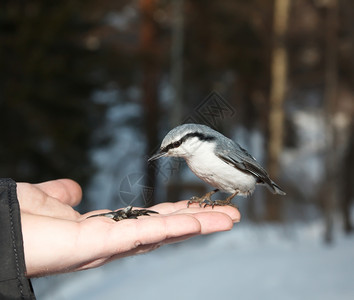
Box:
[214, 133, 286, 195]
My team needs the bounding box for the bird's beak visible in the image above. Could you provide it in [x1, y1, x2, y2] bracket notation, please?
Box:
[148, 150, 167, 162]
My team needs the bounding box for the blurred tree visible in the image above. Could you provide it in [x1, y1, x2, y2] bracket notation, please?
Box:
[323, 0, 339, 244]
[184, 0, 271, 115]
[339, 0, 354, 235]
[0, 1, 107, 185]
[266, 0, 290, 221]
[342, 120, 354, 234]
[170, 0, 184, 127]
[140, 0, 161, 205]
[167, 0, 184, 204]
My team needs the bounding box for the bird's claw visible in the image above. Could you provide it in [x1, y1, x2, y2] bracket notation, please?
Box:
[187, 197, 238, 209]
[209, 199, 238, 209]
[187, 196, 214, 208]
[201, 198, 215, 208]
[187, 196, 204, 208]
[87, 206, 158, 222]
[187, 189, 220, 208]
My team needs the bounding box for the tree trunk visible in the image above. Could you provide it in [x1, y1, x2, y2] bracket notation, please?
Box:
[170, 0, 184, 127]
[167, 0, 185, 204]
[140, 0, 160, 206]
[342, 121, 354, 234]
[266, 0, 290, 221]
[323, 0, 339, 244]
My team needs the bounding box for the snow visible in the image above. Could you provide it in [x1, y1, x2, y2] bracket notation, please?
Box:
[32, 220, 354, 300]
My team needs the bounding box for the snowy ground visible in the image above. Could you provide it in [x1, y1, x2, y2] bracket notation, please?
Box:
[33, 219, 354, 300]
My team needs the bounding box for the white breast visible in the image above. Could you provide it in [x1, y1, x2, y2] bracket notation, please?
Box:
[184, 143, 256, 196]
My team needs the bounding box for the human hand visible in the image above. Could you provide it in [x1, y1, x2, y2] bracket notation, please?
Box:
[17, 179, 241, 277]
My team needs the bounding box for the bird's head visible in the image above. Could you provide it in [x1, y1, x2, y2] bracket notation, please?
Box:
[148, 123, 217, 161]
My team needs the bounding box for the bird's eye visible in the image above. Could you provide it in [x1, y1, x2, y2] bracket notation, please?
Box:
[173, 141, 181, 148]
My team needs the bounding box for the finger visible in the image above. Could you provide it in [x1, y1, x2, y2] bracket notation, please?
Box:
[17, 182, 81, 220]
[81, 210, 233, 257]
[23, 209, 234, 277]
[90, 213, 202, 251]
[185, 211, 234, 234]
[75, 212, 233, 271]
[24, 213, 203, 276]
[150, 201, 241, 223]
[35, 179, 82, 207]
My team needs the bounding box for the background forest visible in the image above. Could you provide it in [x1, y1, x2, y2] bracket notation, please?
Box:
[1, 0, 354, 299]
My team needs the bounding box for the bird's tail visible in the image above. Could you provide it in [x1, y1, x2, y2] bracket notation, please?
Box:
[266, 180, 286, 195]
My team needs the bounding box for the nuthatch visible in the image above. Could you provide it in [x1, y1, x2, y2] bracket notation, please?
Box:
[149, 123, 285, 207]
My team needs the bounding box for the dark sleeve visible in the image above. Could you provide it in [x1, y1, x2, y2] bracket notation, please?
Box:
[0, 178, 36, 300]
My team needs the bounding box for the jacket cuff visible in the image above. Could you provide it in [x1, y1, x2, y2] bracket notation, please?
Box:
[0, 179, 36, 300]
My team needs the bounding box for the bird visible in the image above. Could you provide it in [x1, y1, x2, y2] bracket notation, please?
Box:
[148, 123, 285, 208]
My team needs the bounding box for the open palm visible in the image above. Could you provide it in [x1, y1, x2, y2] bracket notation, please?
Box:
[17, 179, 240, 277]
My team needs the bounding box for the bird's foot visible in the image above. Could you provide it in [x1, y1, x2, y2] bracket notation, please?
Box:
[87, 206, 158, 222]
[192, 190, 239, 209]
[187, 196, 214, 208]
[187, 189, 219, 208]
[206, 199, 238, 209]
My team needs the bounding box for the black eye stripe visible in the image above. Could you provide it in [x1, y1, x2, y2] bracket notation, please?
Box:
[161, 132, 215, 152]
[183, 132, 215, 142]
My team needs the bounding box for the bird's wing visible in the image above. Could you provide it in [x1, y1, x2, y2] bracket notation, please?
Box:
[215, 140, 284, 194]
